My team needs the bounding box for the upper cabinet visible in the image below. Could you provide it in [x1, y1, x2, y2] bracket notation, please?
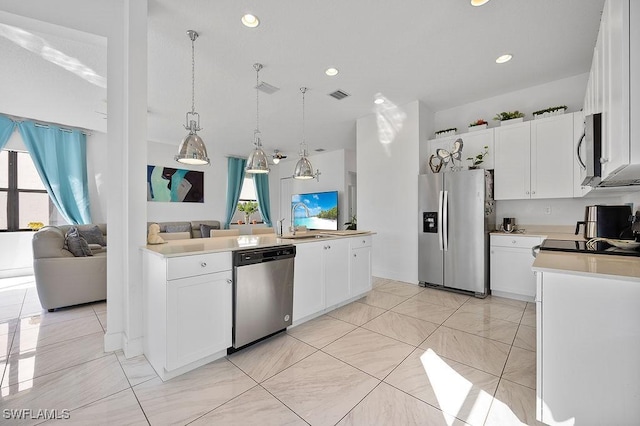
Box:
[426, 129, 495, 171]
[583, 0, 640, 185]
[494, 114, 575, 200]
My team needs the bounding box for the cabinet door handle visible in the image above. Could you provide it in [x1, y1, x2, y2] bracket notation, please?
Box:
[532, 191, 536, 195]
[327, 245, 331, 249]
[201, 262, 207, 267]
[353, 253, 357, 257]
[362, 240, 366, 244]
[525, 191, 530, 195]
[226, 279, 232, 284]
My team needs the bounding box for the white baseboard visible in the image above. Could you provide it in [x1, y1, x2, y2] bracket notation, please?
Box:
[123, 335, 144, 358]
[0, 268, 34, 279]
[104, 331, 122, 352]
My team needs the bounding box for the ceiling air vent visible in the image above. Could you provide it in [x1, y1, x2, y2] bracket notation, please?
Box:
[328, 89, 350, 100]
[315, 148, 326, 152]
[255, 81, 280, 94]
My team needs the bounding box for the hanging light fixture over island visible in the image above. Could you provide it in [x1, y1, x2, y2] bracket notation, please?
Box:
[245, 63, 270, 174]
[293, 87, 320, 181]
[175, 30, 209, 166]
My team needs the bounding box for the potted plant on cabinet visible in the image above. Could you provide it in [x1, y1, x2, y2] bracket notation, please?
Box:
[493, 111, 525, 125]
[532, 105, 567, 119]
[434, 128, 457, 138]
[466, 145, 489, 169]
[468, 119, 488, 131]
[237, 201, 259, 224]
[344, 215, 357, 230]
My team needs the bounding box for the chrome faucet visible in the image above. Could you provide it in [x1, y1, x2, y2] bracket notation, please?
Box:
[276, 218, 285, 237]
[291, 202, 310, 235]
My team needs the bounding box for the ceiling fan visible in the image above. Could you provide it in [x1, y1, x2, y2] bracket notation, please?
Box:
[272, 150, 287, 164]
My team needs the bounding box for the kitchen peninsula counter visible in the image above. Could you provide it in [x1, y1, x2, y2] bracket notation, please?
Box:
[142, 231, 375, 257]
[533, 250, 640, 281]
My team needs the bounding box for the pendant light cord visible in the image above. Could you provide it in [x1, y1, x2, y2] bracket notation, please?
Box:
[300, 87, 308, 153]
[255, 65, 260, 133]
[191, 36, 195, 114]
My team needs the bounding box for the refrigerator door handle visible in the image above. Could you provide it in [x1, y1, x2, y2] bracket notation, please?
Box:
[438, 190, 444, 251]
[443, 190, 449, 251]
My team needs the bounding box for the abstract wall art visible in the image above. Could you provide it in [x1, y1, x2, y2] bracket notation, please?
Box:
[147, 165, 204, 203]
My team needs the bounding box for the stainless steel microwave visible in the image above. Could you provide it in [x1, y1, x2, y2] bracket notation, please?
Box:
[577, 113, 602, 186]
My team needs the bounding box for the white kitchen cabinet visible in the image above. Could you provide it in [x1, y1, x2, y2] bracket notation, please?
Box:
[489, 235, 543, 301]
[350, 236, 372, 296]
[536, 270, 640, 424]
[530, 114, 574, 198]
[292, 241, 325, 322]
[143, 250, 232, 380]
[324, 238, 351, 308]
[292, 235, 373, 324]
[166, 270, 231, 371]
[426, 131, 494, 170]
[494, 114, 574, 200]
[583, 0, 639, 184]
[494, 121, 531, 200]
[461, 128, 495, 170]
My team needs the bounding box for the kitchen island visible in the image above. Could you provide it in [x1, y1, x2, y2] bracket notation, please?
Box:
[141, 231, 374, 380]
[532, 251, 640, 424]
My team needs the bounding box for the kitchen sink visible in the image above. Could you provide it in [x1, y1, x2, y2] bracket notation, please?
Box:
[282, 232, 330, 239]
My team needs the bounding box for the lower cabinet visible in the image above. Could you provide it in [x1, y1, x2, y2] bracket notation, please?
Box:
[166, 271, 231, 371]
[490, 235, 543, 301]
[292, 235, 373, 324]
[350, 237, 372, 296]
[292, 242, 325, 322]
[536, 270, 640, 424]
[143, 251, 232, 381]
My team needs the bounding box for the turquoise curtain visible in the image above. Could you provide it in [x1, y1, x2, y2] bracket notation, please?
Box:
[0, 115, 16, 151]
[253, 173, 272, 227]
[224, 157, 247, 229]
[17, 121, 92, 224]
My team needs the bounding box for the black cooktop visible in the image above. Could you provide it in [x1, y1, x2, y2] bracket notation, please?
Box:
[540, 239, 640, 257]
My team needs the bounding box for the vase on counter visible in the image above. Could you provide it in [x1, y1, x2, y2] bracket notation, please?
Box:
[244, 213, 250, 225]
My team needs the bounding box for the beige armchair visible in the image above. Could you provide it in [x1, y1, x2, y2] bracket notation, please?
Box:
[210, 229, 240, 237]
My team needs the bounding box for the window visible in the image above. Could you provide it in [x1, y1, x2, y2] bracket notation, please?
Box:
[0, 150, 53, 231]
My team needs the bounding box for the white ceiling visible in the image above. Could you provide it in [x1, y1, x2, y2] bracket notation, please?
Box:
[0, 0, 605, 159]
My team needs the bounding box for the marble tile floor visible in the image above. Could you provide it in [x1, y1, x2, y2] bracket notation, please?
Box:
[0, 275, 540, 425]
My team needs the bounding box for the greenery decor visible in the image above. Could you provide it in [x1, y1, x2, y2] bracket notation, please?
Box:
[469, 119, 488, 127]
[467, 145, 489, 168]
[493, 111, 525, 121]
[344, 215, 357, 230]
[434, 127, 457, 136]
[237, 201, 259, 223]
[532, 105, 567, 116]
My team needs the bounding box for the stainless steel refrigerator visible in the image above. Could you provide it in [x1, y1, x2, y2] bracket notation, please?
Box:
[418, 169, 495, 297]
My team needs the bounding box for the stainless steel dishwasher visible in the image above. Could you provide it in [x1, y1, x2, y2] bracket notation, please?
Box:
[231, 245, 296, 350]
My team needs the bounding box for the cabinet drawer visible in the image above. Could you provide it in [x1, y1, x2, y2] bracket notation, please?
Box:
[350, 235, 372, 249]
[167, 252, 232, 280]
[490, 235, 543, 249]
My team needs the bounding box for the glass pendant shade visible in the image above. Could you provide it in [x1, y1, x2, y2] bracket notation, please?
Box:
[175, 131, 209, 165]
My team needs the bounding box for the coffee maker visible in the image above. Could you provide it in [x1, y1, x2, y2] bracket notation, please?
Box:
[575, 205, 633, 239]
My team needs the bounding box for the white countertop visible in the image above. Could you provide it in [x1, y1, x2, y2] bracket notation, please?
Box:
[533, 251, 640, 281]
[142, 231, 374, 258]
[490, 224, 585, 241]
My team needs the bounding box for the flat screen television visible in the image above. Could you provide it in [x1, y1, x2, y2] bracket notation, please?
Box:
[291, 190, 338, 231]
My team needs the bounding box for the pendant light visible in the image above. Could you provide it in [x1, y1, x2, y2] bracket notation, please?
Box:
[175, 30, 209, 165]
[293, 87, 321, 180]
[245, 63, 270, 174]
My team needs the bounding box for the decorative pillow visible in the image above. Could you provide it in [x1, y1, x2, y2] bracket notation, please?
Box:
[65, 227, 93, 257]
[79, 225, 106, 246]
[200, 224, 216, 239]
[164, 223, 191, 233]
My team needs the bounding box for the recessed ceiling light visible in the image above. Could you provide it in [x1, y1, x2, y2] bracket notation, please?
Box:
[471, 0, 491, 6]
[496, 54, 513, 64]
[374, 98, 385, 105]
[241, 14, 260, 28]
[325, 67, 339, 76]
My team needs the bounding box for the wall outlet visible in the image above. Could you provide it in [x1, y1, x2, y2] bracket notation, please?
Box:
[544, 206, 552, 215]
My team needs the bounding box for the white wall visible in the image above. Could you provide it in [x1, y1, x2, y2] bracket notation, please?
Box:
[146, 141, 227, 223]
[357, 101, 432, 284]
[86, 131, 108, 223]
[434, 73, 589, 134]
